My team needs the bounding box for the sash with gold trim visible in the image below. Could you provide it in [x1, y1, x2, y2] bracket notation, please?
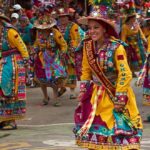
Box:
[84, 39, 116, 100]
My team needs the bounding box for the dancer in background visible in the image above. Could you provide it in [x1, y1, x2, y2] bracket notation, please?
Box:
[58, 7, 85, 99]
[121, 0, 147, 76]
[33, 11, 67, 106]
[0, 12, 29, 130]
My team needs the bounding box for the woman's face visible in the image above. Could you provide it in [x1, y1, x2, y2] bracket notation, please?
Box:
[88, 20, 105, 42]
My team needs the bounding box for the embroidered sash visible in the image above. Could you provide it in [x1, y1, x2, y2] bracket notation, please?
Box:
[85, 39, 116, 99]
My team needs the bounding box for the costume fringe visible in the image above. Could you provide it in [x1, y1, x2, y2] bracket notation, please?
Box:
[76, 140, 140, 150]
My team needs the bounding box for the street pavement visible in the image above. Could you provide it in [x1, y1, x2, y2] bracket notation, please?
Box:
[0, 80, 150, 150]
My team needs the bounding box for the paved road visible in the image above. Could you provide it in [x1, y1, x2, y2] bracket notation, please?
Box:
[0, 80, 150, 150]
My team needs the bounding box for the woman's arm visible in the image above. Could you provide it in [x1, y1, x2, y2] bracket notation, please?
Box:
[114, 45, 132, 106]
[80, 43, 92, 93]
[8, 28, 29, 59]
[53, 28, 68, 53]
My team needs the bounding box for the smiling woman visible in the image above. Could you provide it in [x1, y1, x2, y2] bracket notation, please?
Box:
[73, 4, 143, 150]
[88, 20, 105, 42]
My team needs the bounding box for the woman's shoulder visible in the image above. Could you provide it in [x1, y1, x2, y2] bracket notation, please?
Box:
[110, 37, 128, 46]
[108, 37, 127, 54]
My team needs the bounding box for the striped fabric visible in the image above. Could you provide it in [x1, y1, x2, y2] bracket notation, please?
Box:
[136, 57, 148, 86]
[77, 85, 105, 137]
[15, 54, 26, 100]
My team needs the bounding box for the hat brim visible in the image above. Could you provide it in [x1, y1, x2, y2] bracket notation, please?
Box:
[78, 16, 118, 38]
[0, 15, 10, 23]
[34, 20, 57, 29]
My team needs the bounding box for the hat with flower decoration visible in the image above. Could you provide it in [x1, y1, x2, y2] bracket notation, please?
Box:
[119, 0, 137, 17]
[77, 1, 118, 38]
[34, 17, 57, 29]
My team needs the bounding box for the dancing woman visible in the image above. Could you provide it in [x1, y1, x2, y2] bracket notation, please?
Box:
[74, 5, 143, 150]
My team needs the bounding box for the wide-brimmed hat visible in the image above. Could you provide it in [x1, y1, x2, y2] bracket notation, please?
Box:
[0, 11, 10, 22]
[77, 5, 118, 38]
[57, 8, 69, 17]
[34, 17, 57, 29]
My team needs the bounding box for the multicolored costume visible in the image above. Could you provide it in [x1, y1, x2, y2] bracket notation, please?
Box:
[58, 8, 85, 88]
[121, 24, 146, 71]
[0, 22, 29, 122]
[18, 17, 34, 85]
[33, 26, 67, 86]
[63, 22, 84, 88]
[74, 37, 143, 149]
[116, 0, 146, 72]
[74, 3, 143, 147]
